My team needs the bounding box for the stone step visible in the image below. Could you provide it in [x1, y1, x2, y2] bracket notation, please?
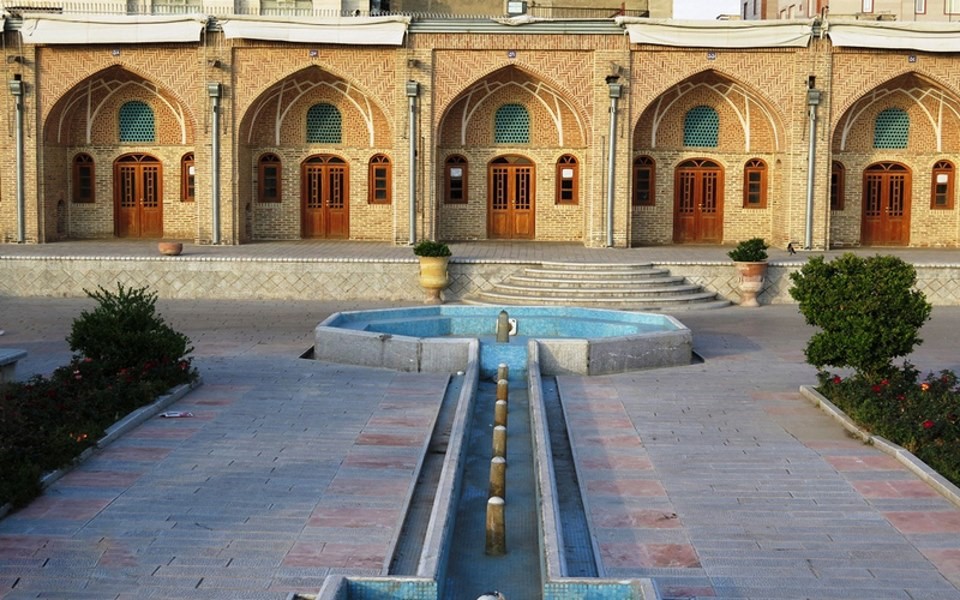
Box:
[469, 290, 730, 310]
[506, 274, 686, 288]
[522, 266, 671, 279]
[490, 282, 704, 298]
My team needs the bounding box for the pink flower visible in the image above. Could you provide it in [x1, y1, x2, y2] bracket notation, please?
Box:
[920, 383, 931, 392]
[871, 384, 882, 394]
[922, 420, 935, 429]
[897, 394, 906, 401]
[880, 379, 889, 386]
[832, 376, 842, 384]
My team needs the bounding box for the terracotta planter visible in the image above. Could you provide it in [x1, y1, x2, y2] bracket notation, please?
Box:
[158, 242, 183, 256]
[418, 256, 449, 304]
[734, 261, 767, 307]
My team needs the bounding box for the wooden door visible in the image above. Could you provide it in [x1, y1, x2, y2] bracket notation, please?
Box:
[862, 162, 910, 246]
[488, 156, 535, 240]
[673, 159, 723, 243]
[301, 155, 349, 239]
[114, 154, 162, 238]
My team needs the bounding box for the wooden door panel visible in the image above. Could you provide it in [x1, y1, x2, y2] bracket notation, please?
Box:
[116, 165, 138, 237]
[862, 165, 910, 246]
[302, 166, 324, 238]
[141, 165, 163, 238]
[674, 164, 722, 244]
[114, 157, 162, 238]
[327, 167, 348, 239]
[488, 162, 535, 240]
[699, 171, 721, 243]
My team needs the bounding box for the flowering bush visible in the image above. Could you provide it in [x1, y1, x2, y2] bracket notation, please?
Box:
[0, 286, 197, 509]
[817, 365, 960, 486]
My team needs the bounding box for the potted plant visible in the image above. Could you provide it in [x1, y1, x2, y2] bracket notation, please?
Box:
[728, 237, 768, 307]
[413, 240, 451, 304]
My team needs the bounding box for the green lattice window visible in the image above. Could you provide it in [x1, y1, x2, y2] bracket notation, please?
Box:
[494, 104, 530, 144]
[683, 106, 719, 147]
[874, 109, 909, 149]
[119, 101, 155, 142]
[307, 103, 342, 144]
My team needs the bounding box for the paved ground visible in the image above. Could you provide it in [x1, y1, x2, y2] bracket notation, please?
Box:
[2, 262, 960, 598]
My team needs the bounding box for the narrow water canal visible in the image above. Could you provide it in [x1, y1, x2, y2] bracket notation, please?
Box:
[441, 375, 542, 599]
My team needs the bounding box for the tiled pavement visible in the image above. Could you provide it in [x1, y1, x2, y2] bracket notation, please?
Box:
[2, 258, 960, 599]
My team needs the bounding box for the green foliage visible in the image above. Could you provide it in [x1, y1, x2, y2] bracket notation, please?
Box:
[68, 284, 194, 375]
[1, 286, 198, 509]
[727, 237, 769, 262]
[789, 254, 931, 381]
[818, 367, 960, 486]
[412, 239, 452, 257]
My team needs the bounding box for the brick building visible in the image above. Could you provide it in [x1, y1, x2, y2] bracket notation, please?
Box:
[1, 11, 958, 249]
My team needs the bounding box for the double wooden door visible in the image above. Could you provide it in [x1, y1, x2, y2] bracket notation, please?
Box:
[488, 155, 535, 240]
[862, 162, 910, 246]
[673, 159, 723, 243]
[301, 155, 349, 239]
[114, 154, 162, 238]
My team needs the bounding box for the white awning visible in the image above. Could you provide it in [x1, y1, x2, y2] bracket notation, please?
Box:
[617, 17, 813, 49]
[20, 14, 208, 45]
[219, 15, 411, 46]
[827, 20, 960, 53]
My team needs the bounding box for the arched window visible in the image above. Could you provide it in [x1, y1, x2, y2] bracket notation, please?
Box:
[743, 158, 767, 208]
[556, 155, 578, 205]
[831, 161, 845, 211]
[494, 104, 530, 144]
[632, 156, 655, 206]
[932, 160, 954, 210]
[72, 153, 95, 203]
[445, 155, 468, 204]
[874, 108, 909, 149]
[306, 103, 342, 144]
[118, 101, 155, 142]
[683, 106, 719, 147]
[258, 153, 282, 203]
[368, 154, 392, 204]
[181, 153, 195, 202]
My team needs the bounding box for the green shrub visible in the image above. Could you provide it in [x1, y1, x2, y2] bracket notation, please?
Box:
[412, 239, 451, 257]
[727, 237, 769, 262]
[789, 254, 931, 381]
[0, 286, 198, 509]
[68, 284, 194, 376]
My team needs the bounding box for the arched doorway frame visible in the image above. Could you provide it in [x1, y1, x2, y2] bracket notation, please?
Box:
[113, 153, 163, 238]
[673, 158, 724, 243]
[300, 154, 349, 239]
[861, 161, 911, 246]
[487, 154, 536, 240]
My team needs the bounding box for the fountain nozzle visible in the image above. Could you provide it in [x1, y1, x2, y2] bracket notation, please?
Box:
[496, 310, 510, 343]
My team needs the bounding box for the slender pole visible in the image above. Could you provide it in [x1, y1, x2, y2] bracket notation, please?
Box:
[10, 79, 25, 243]
[210, 86, 221, 245]
[805, 88, 821, 250]
[605, 79, 622, 248]
[407, 81, 419, 245]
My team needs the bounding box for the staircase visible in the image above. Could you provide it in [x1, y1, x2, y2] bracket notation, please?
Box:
[463, 261, 730, 311]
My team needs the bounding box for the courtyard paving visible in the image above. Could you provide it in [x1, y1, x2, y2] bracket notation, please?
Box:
[1, 255, 960, 598]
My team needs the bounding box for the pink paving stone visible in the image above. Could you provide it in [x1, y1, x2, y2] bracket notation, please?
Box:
[599, 542, 700, 569]
[307, 506, 400, 528]
[564, 414, 636, 431]
[805, 439, 871, 450]
[364, 415, 426, 427]
[919, 548, 960, 586]
[578, 454, 653, 471]
[282, 541, 384, 569]
[591, 508, 682, 529]
[824, 454, 903, 471]
[58, 470, 144, 487]
[343, 450, 418, 470]
[325, 477, 411, 497]
[0, 535, 47, 558]
[852, 480, 941, 499]
[659, 585, 716, 598]
[586, 479, 667, 497]
[98, 446, 174, 461]
[14, 497, 112, 520]
[575, 434, 644, 450]
[125, 427, 199, 440]
[883, 511, 960, 534]
[356, 432, 424, 446]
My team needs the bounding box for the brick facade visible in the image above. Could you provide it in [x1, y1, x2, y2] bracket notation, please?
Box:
[1, 19, 959, 249]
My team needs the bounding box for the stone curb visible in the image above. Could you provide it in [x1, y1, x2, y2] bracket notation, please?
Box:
[799, 384, 960, 510]
[0, 378, 203, 521]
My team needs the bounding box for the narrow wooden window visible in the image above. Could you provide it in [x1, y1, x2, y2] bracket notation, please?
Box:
[556, 155, 578, 205]
[743, 158, 767, 208]
[258, 153, 282, 203]
[831, 161, 845, 211]
[931, 160, 954, 209]
[181, 153, 195, 202]
[445, 155, 468, 204]
[368, 154, 391, 204]
[632, 156, 655, 206]
[73, 153, 95, 203]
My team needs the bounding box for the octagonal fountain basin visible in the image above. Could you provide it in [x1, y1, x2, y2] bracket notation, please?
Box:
[314, 305, 692, 377]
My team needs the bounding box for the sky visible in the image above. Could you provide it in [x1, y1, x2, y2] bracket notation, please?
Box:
[672, 0, 743, 20]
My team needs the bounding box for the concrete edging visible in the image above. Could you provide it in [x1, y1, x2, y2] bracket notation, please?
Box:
[799, 384, 960, 509]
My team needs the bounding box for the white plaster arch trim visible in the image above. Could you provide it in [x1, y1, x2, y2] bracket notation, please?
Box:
[452, 79, 585, 147]
[56, 78, 187, 144]
[649, 80, 781, 152]
[839, 86, 960, 152]
[247, 79, 376, 146]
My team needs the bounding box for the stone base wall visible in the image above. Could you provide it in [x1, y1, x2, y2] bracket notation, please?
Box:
[1, 257, 957, 306]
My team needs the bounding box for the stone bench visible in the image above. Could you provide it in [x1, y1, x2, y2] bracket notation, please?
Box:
[0, 348, 27, 384]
